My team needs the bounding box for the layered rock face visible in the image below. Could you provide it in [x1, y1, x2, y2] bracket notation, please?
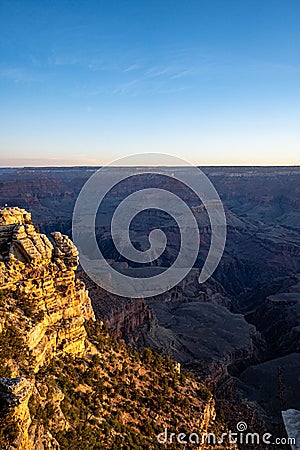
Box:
[80, 270, 157, 342]
[0, 207, 94, 371]
[0, 207, 94, 448]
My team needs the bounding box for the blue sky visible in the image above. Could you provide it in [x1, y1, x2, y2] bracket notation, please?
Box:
[1, 0, 300, 166]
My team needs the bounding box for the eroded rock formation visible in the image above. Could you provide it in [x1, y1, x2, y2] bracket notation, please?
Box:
[0, 207, 94, 448]
[0, 207, 94, 372]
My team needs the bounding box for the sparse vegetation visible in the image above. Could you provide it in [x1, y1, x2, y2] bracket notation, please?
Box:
[0, 412, 19, 449]
[2, 318, 216, 450]
[0, 313, 219, 449]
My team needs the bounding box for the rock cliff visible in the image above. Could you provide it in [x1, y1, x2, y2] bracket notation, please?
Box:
[0, 207, 94, 448]
[0, 207, 94, 374]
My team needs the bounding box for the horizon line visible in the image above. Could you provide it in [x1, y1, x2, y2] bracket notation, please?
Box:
[1, 164, 300, 169]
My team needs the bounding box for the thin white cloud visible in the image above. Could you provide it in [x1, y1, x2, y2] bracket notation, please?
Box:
[170, 69, 195, 79]
[145, 66, 174, 77]
[112, 79, 140, 95]
[0, 67, 39, 83]
[123, 64, 141, 72]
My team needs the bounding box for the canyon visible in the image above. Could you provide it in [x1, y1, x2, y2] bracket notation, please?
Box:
[0, 166, 299, 448]
[0, 207, 228, 449]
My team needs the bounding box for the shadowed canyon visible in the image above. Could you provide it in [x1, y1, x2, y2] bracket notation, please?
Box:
[0, 166, 299, 449]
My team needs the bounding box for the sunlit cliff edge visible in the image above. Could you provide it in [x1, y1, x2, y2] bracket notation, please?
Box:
[0, 207, 234, 449]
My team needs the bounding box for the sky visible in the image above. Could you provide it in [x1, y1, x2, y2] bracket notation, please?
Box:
[0, 0, 300, 166]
